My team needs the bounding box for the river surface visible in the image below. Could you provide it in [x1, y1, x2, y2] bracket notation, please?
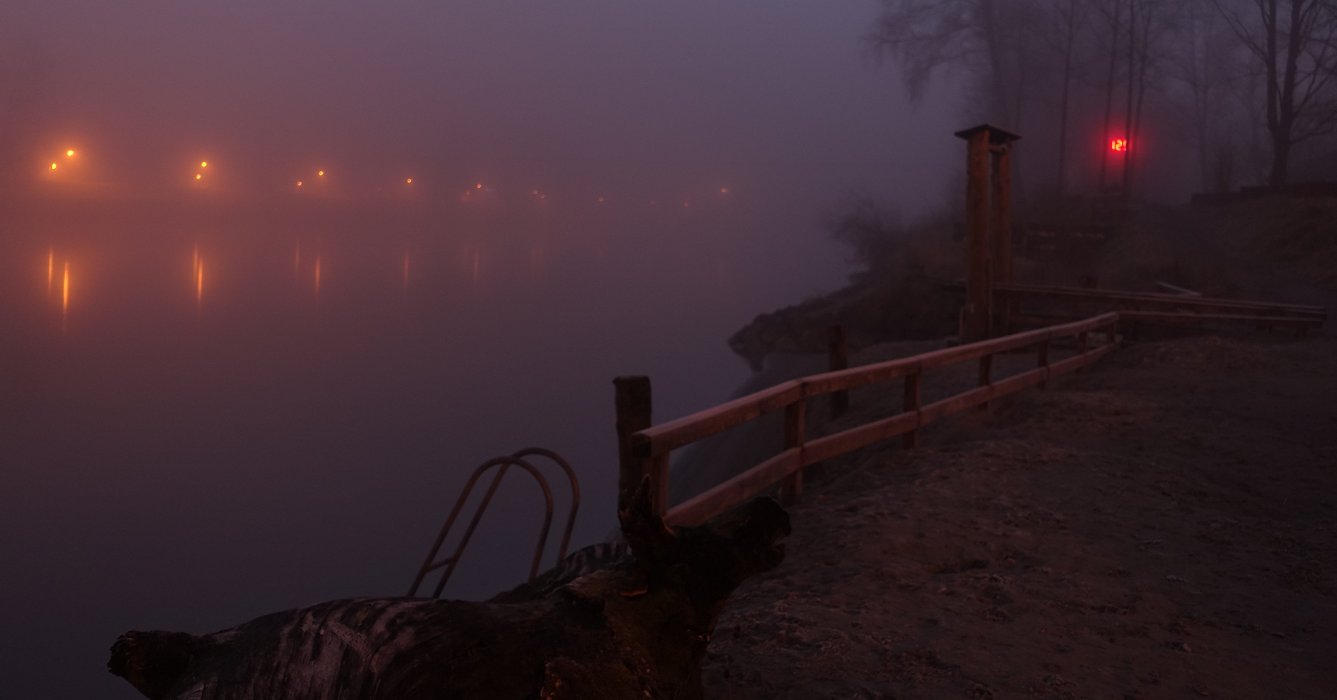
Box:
[0, 194, 845, 697]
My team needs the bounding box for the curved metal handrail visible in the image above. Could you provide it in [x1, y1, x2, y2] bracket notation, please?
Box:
[509, 447, 580, 562]
[406, 449, 580, 599]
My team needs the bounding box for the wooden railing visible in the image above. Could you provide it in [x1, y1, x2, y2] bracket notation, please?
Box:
[622, 312, 1121, 527]
[995, 283, 1327, 331]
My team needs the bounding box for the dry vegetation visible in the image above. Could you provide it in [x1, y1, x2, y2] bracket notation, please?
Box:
[730, 196, 1337, 366]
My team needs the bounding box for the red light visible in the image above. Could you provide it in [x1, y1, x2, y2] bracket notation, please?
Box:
[1110, 138, 1129, 153]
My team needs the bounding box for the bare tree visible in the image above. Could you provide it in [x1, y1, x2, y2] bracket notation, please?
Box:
[1094, 0, 1126, 190]
[1116, 0, 1184, 197]
[1170, 0, 1246, 191]
[1214, 0, 1337, 186]
[1046, 0, 1092, 193]
[870, 0, 1212, 200]
[867, 0, 1045, 126]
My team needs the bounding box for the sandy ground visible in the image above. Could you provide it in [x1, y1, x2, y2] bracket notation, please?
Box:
[700, 331, 1337, 699]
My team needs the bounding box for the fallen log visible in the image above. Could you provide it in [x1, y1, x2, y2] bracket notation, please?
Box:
[109, 480, 790, 699]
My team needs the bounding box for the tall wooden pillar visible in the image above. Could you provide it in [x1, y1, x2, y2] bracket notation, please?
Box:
[960, 128, 992, 342]
[954, 124, 1021, 341]
[991, 140, 1013, 333]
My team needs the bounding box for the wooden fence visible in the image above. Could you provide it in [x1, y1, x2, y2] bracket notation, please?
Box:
[619, 312, 1121, 527]
[995, 283, 1327, 333]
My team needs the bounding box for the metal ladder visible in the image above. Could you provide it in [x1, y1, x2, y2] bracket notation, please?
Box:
[407, 447, 579, 598]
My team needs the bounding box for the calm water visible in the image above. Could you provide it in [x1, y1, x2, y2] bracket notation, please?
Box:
[0, 195, 844, 697]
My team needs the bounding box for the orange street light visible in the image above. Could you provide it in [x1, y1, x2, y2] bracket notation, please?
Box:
[65, 149, 76, 158]
[296, 180, 304, 187]
[50, 162, 58, 171]
[405, 177, 413, 185]
[317, 169, 326, 177]
[200, 161, 209, 168]
[195, 173, 203, 181]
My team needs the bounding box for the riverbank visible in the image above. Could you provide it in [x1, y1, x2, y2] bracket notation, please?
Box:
[699, 331, 1337, 698]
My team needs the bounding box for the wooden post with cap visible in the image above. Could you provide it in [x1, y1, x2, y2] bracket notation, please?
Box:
[954, 124, 1020, 342]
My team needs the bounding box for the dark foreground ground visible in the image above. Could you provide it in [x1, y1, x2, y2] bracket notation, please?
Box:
[702, 332, 1337, 699]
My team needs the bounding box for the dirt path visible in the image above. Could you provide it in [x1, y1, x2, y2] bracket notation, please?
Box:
[702, 332, 1337, 699]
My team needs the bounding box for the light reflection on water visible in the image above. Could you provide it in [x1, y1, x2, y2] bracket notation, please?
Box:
[313, 254, 323, 300]
[0, 204, 843, 698]
[61, 260, 71, 331]
[195, 253, 205, 307]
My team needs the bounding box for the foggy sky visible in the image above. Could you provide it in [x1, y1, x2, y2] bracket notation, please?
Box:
[2, 1, 959, 208]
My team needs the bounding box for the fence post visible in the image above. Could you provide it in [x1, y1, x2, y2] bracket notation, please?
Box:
[614, 376, 654, 514]
[650, 453, 670, 516]
[828, 325, 849, 418]
[902, 372, 921, 448]
[779, 401, 806, 506]
[978, 354, 993, 411]
[1037, 338, 1050, 389]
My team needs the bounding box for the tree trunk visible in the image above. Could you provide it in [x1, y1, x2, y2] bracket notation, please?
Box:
[1127, 2, 1155, 200]
[1055, 0, 1079, 194]
[1270, 128, 1292, 186]
[1270, 0, 1308, 187]
[979, 0, 1012, 123]
[109, 489, 791, 700]
[1099, 0, 1124, 190]
[1121, 0, 1137, 199]
[1264, 0, 1286, 186]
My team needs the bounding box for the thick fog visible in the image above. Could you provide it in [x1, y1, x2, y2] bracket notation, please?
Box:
[0, 2, 961, 697]
[2, 1, 957, 201]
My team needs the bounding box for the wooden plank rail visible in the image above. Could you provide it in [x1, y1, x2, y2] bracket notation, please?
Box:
[1117, 310, 1322, 329]
[994, 283, 1327, 321]
[626, 312, 1122, 527]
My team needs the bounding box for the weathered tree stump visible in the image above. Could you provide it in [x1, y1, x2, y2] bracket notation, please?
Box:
[109, 481, 790, 699]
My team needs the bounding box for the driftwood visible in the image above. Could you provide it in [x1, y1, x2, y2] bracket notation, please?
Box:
[108, 480, 790, 699]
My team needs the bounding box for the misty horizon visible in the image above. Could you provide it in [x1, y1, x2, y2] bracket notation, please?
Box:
[2, 1, 962, 212]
